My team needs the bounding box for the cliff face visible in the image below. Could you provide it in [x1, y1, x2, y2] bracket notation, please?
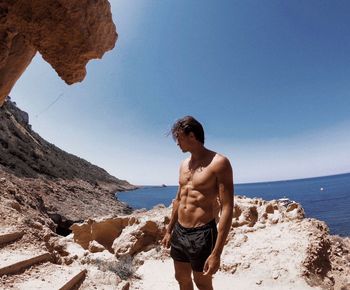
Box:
[0, 98, 135, 231]
[0, 97, 131, 190]
[0, 0, 117, 105]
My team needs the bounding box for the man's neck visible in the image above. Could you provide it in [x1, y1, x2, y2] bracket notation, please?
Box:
[190, 145, 208, 162]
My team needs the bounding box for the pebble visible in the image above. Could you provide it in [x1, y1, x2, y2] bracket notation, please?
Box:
[256, 280, 263, 285]
[120, 281, 130, 290]
[272, 271, 279, 279]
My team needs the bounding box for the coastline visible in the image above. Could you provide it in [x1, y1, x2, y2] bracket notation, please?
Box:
[117, 174, 350, 237]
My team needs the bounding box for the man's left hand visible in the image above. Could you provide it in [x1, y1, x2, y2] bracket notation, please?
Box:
[203, 254, 220, 275]
[161, 232, 171, 248]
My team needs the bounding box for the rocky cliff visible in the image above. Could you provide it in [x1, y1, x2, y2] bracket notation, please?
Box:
[0, 0, 117, 105]
[0, 98, 135, 234]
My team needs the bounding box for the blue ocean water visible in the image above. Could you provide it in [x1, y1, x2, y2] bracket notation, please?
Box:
[117, 173, 350, 237]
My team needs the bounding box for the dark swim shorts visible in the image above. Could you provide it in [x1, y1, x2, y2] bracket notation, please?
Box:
[170, 219, 218, 272]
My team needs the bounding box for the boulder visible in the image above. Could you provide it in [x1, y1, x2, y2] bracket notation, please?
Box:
[285, 203, 305, 220]
[71, 207, 170, 257]
[71, 217, 130, 252]
[112, 220, 163, 257]
[89, 240, 106, 253]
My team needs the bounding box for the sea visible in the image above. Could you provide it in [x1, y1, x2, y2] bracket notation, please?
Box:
[117, 173, 350, 237]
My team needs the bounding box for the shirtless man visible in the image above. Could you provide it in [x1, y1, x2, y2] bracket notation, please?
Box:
[162, 116, 234, 290]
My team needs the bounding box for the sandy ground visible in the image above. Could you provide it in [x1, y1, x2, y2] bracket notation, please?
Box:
[133, 259, 235, 290]
[132, 258, 319, 290]
[1, 262, 84, 290]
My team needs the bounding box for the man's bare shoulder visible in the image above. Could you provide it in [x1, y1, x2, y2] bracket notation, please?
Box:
[212, 153, 232, 171]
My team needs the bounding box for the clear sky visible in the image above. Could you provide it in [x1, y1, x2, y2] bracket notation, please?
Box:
[10, 0, 350, 185]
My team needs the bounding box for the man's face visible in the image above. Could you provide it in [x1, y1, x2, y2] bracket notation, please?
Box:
[175, 131, 191, 152]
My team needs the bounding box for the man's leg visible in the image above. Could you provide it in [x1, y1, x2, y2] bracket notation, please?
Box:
[174, 261, 194, 290]
[193, 271, 213, 290]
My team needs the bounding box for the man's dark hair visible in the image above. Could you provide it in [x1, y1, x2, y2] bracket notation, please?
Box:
[171, 116, 205, 144]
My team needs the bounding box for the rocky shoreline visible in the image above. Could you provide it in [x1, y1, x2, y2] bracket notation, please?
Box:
[2, 190, 349, 289]
[68, 196, 350, 289]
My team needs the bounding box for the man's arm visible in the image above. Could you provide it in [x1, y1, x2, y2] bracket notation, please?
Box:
[203, 156, 234, 275]
[162, 185, 181, 248]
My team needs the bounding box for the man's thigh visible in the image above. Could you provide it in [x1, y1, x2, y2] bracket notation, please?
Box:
[174, 260, 192, 280]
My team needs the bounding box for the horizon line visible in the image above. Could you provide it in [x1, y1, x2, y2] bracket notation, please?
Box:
[134, 171, 350, 187]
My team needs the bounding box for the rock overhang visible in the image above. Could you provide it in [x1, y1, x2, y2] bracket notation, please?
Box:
[0, 0, 117, 105]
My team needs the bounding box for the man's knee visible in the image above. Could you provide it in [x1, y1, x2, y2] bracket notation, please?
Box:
[175, 271, 192, 284]
[193, 273, 213, 290]
[193, 277, 205, 289]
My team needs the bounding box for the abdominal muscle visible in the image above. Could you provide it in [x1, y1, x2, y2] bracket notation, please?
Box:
[177, 187, 218, 228]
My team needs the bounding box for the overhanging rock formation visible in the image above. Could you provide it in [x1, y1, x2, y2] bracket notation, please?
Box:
[0, 0, 117, 105]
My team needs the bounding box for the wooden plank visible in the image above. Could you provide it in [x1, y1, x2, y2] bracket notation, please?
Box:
[59, 269, 87, 290]
[0, 252, 52, 276]
[0, 231, 24, 245]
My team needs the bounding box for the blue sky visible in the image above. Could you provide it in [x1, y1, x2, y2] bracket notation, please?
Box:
[10, 0, 350, 185]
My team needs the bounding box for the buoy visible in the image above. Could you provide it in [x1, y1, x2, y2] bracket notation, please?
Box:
[320, 187, 324, 191]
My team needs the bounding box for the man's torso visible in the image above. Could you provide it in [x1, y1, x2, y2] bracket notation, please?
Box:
[177, 150, 221, 228]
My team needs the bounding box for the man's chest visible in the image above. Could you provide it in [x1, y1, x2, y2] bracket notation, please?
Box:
[180, 165, 217, 190]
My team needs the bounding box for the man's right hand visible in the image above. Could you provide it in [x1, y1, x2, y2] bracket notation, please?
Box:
[161, 232, 171, 248]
